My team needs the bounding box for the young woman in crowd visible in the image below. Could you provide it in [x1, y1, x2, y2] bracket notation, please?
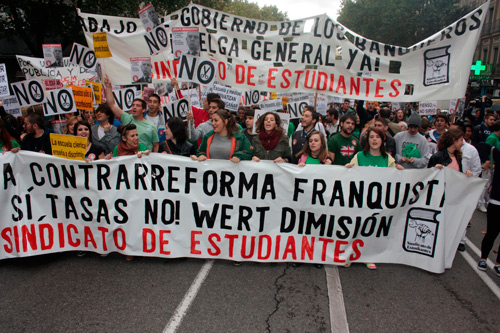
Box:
[345, 127, 404, 270]
[112, 124, 150, 158]
[191, 109, 253, 162]
[63, 116, 82, 135]
[81, 109, 95, 126]
[252, 112, 291, 163]
[0, 118, 20, 153]
[158, 117, 196, 157]
[74, 121, 105, 161]
[427, 128, 474, 177]
[478, 146, 500, 275]
[297, 131, 332, 166]
[395, 109, 406, 123]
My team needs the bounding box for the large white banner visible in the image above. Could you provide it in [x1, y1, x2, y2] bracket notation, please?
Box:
[0, 152, 484, 273]
[76, 3, 487, 102]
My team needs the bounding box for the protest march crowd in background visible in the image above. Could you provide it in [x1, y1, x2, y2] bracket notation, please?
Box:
[1, 2, 499, 274]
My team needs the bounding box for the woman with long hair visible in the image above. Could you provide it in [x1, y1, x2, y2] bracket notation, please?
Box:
[347, 127, 404, 169]
[63, 116, 82, 135]
[112, 124, 150, 158]
[74, 121, 105, 161]
[345, 127, 403, 270]
[0, 118, 20, 153]
[159, 117, 196, 157]
[191, 109, 253, 162]
[296, 131, 332, 166]
[428, 128, 473, 177]
[252, 112, 291, 163]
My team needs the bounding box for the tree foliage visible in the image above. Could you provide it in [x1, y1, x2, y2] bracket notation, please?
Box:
[337, 0, 473, 47]
[0, 0, 287, 57]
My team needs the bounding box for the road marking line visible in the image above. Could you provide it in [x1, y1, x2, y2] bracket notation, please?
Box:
[465, 237, 497, 270]
[325, 265, 350, 333]
[460, 250, 500, 300]
[163, 260, 214, 333]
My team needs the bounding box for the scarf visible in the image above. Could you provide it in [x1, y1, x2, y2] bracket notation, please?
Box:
[116, 141, 139, 156]
[259, 130, 281, 151]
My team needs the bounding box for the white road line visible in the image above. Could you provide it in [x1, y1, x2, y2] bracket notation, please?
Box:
[325, 265, 350, 333]
[465, 237, 497, 270]
[163, 260, 214, 333]
[459, 247, 500, 301]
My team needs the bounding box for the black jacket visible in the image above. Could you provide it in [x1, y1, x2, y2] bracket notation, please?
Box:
[428, 149, 462, 172]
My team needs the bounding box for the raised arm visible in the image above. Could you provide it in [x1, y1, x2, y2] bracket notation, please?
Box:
[104, 75, 124, 121]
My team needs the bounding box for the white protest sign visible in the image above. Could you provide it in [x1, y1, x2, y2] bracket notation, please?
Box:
[419, 101, 438, 116]
[43, 44, 63, 68]
[0, 152, 485, 274]
[316, 94, 327, 115]
[172, 27, 200, 59]
[143, 24, 170, 55]
[287, 98, 309, 119]
[449, 97, 465, 117]
[42, 88, 77, 116]
[0, 96, 21, 117]
[112, 87, 142, 111]
[10, 79, 46, 107]
[205, 83, 242, 112]
[168, 88, 201, 108]
[16, 55, 96, 86]
[243, 90, 262, 106]
[138, 3, 160, 32]
[78, 3, 487, 101]
[178, 55, 218, 86]
[333, 96, 343, 104]
[163, 98, 191, 119]
[258, 98, 283, 112]
[131, 57, 152, 83]
[69, 43, 98, 72]
[0, 64, 9, 97]
[392, 102, 401, 112]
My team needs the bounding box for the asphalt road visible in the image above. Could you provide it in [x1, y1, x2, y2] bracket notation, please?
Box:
[1, 211, 499, 332]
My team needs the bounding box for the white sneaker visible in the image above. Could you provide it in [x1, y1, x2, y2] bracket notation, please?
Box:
[477, 205, 487, 213]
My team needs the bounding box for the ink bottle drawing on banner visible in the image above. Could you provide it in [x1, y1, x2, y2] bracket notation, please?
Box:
[423, 46, 450, 86]
[403, 207, 441, 257]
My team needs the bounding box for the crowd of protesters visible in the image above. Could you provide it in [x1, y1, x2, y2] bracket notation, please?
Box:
[1, 81, 499, 275]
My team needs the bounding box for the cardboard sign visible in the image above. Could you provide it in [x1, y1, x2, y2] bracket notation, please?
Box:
[144, 24, 170, 55]
[69, 43, 98, 72]
[0, 95, 21, 117]
[178, 55, 217, 86]
[419, 101, 438, 116]
[243, 90, 262, 106]
[205, 83, 242, 112]
[43, 88, 77, 116]
[138, 3, 160, 32]
[163, 98, 191, 120]
[50, 133, 87, 160]
[0, 63, 9, 97]
[172, 27, 200, 59]
[10, 79, 46, 107]
[86, 81, 102, 104]
[93, 32, 112, 58]
[112, 87, 142, 111]
[287, 98, 309, 119]
[131, 57, 152, 83]
[70, 86, 93, 110]
[43, 44, 63, 68]
[258, 98, 283, 112]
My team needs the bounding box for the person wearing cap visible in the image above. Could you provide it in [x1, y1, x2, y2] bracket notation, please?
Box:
[394, 113, 430, 169]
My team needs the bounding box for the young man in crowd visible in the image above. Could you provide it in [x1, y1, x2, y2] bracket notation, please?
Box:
[241, 108, 256, 143]
[394, 113, 429, 169]
[104, 75, 159, 152]
[426, 114, 448, 156]
[328, 113, 360, 165]
[290, 109, 318, 164]
[21, 112, 52, 154]
[92, 103, 121, 155]
[145, 93, 165, 143]
[186, 98, 225, 142]
[324, 109, 339, 138]
[471, 111, 495, 148]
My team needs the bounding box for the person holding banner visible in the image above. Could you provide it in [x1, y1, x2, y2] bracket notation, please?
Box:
[328, 113, 360, 165]
[0, 118, 20, 153]
[296, 131, 332, 166]
[158, 117, 196, 157]
[74, 121, 105, 161]
[112, 124, 150, 159]
[192, 110, 252, 162]
[187, 98, 225, 142]
[427, 128, 473, 178]
[92, 104, 121, 155]
[251, 112, 291, 163]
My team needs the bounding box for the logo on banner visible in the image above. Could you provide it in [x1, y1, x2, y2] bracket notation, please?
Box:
[403, 208, 440, 257]
[423, 46, 450, 86]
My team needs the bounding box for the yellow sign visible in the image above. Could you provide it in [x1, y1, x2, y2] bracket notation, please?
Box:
[86, 81, 102, 104]
[70, 86, 94, 110]
[93, 32, 112, 58]
[50, 134, 87, 161]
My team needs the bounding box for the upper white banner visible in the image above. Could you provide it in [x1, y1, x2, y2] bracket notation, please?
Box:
[77, 2, 488, 102]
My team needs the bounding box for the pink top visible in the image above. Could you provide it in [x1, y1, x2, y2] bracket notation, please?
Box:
[447, 155, 460, 171]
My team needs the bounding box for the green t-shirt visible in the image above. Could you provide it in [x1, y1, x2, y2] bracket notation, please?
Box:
[486, 132, 500, 149]
[305, 155, 321, 164]
[355, 152, 389, 167]
[0, 139, 20, 152]
[121, 112, 159, 151]
[328, 133, 360, 165]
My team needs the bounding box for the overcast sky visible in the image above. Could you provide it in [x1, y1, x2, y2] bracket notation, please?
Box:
[251, 0, 342, 20]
